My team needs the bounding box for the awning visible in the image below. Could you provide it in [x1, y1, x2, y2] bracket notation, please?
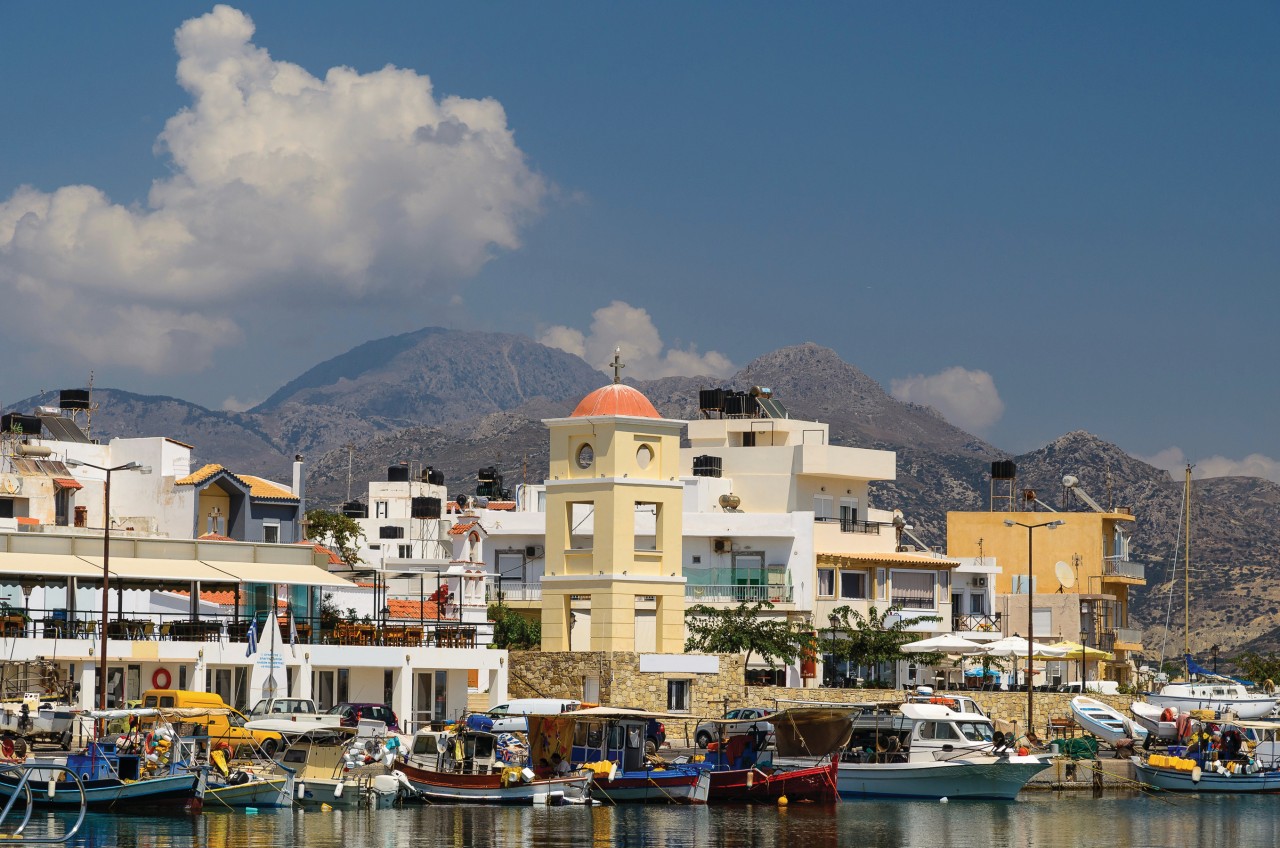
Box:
[818, 551, 960, 566]
[202, 560, 355, 589]
[52, 478, 83, 491]
[0, 551, 101, 582]
[78, 556, 239, 587]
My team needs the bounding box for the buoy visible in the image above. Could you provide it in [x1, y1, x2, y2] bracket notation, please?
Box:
[777, 795, 788, 806]
[321, 803, 334, 811]
[940, 797, 949, 803]
[1017, 747, 1029, 756]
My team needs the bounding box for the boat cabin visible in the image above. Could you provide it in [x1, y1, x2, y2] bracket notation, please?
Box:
[844, 703, 998, 764]
[406, 728, 509, 775]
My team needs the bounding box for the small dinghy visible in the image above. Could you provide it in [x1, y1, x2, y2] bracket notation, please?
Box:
[1071, 696, 1147, 745]
[1130, 702, 1181, 740]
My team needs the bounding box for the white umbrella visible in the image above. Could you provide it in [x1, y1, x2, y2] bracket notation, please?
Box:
[982, 636, 1067, 659]
[901, 634, 986, 654]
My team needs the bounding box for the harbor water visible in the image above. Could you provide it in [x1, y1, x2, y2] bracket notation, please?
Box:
[15, 793, 1280, 848]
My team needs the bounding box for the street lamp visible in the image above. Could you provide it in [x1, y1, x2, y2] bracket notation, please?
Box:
[828, 613, 840, 687]
[1004, 518, 1064, 735]
[65, 458, 149, 727]
[1211, 644, 1220, 674]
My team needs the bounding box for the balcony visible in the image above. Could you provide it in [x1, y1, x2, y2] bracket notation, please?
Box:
[952, 613, 1002, 635]
[814, 516, 885, 535]
[487, 583, 542, 603]
[1101, 559, 1145, 583]
[1111, 627, 1144, 650]
[686, 584, 794, 605]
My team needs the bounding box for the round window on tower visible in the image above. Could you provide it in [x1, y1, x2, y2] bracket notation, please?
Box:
[636, 444, 654, 470]
[576, 443, 595, 469]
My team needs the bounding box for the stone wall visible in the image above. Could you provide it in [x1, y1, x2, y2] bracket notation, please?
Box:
[507, 652, 1135, 744]
[508, 651, 745, 716]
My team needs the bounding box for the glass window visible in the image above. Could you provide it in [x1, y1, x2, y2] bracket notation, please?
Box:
[668, 680, 691, 712]
[263, 524, 280, 544]
[891, 571, 935, 609]
[839, 571, 867, 600]
[958, 722, 994, 742]
[375, 501, 389, 518]
[813, 495, 834, 521]
[933, 723, 960, 740]
[817, 569, 835, 597]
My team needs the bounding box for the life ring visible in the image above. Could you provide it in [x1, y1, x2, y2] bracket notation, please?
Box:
[0, 738, 16, 761]
[1160, 707, 1176, 723]
[152, 668, 172, 689]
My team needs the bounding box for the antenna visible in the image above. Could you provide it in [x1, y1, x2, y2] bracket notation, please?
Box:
[345, 443, 355, 502]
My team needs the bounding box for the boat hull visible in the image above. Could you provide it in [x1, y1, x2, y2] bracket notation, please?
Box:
[707, 761, 839, 804]
[398, 762, 591, 805]
[0, 771, 202, 812]
[590, 768, 711, 804]
[1144, 693, 1277, 721]
[1133, 759, 1280, 793]
[1071, 696, 1146, 744]
[835, 757, 1050, 800]
[296, 778, 362, 808]
[204, 776, 292, 809]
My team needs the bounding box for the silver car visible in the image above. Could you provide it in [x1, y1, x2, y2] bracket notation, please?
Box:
[694, 707, 774, 749]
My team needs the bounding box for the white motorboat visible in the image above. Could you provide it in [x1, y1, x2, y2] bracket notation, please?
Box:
[777, 702, 1050, 800]
[1144, 681, 1278, 721]
[1070, 696, 1146, 744]
[1130, 702, 1181, 740]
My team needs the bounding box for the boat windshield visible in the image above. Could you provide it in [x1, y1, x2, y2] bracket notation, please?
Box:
[957, 721, 994, 742]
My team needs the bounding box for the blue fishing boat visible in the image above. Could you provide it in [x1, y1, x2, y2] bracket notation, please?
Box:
[0, 740, 203, 812]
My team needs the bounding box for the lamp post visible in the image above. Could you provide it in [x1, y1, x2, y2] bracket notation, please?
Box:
[65, 458, 148, 729]
[828, 613, 840, 687]
[1004, 518, 1064, 734]
[1211, 643, 1220, 675]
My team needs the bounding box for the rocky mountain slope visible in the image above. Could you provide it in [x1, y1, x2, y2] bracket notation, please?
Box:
[9, 334, 1280, 654]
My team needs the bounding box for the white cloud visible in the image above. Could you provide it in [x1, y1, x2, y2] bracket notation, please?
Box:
[0, 5, 544, 372]
[1139, 446, 1280, 484]
[889, 367, 1004, 433]
[221, 394, 262, 413]
[539, 301, 735, 380]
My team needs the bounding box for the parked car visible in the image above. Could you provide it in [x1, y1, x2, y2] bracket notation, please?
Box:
[327, 702, 399, 732]
[694, 707, 774, 749]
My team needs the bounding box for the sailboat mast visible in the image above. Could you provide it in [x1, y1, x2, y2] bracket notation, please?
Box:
[1183, 464, 1192, 667]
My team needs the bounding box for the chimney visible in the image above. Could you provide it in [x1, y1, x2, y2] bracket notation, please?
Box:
[293, 454, 306, 542]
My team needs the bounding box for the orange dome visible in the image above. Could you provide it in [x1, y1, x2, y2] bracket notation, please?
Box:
[571, 384, 661, 418]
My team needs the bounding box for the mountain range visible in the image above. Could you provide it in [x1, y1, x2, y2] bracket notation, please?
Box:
[7, 330, 1280, 657]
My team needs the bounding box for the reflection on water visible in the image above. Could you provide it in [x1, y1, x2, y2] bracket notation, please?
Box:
[15, 793, 1280, 848]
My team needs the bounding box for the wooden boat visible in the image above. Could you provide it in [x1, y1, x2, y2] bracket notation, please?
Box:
[269, 724, 397, 808]
[1071, 696, 1147, 744]
[531, 707, 711, 804]
[789, 702, 1050, 800]
[701, 707, 848, 803]
[1133, 720, 1280, 792]
[0, 740, 203, 812]
[397, 724, 591, 805]
[200, 742, 294, 809]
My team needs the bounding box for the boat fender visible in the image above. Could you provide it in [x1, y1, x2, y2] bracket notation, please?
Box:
[297, 781, 306, 799]
[333, 781, 344, 798]
[1191, 765, 1202, 783]
[46, 779, 55, 799]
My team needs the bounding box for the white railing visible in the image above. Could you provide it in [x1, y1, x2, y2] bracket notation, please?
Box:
[686, 584, 794, 604]
[1103, 560, 1145, 580]
[488, 583, 542, 602]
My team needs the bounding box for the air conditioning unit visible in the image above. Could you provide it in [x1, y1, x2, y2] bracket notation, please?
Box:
[713, 539, 733, 554]
[972, 577, 988, 588]
[524, 545, 544, 559]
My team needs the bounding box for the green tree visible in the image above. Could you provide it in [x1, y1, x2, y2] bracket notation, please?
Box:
[829, 605, 942, 687]
[1231, 651, 1280, 686]
[684, 601, 817, 685]
[488, 604, 542, 650]
[305, 509, 365, 566]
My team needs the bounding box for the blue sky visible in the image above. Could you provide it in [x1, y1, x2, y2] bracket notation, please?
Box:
[1, 3, 1277, 480]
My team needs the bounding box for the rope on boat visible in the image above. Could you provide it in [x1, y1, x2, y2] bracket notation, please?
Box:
[1070, 759, 1180, 806]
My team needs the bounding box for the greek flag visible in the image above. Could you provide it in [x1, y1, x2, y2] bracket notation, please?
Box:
[245, 619, 258, 657]
[288, 609, 299, 655]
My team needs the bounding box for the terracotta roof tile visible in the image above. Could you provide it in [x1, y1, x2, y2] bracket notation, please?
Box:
[386, 598, 454, 621]
[176, 463, 224, 486]
[198, 532, 235, 541]
[297, 541, 343, 565]
[176, 464, 298, 500]
[448, 521, 479, 536]
[483, 501, 516, 511]
[16, 517, 39, 526]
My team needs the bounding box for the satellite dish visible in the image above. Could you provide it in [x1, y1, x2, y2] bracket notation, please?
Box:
[892, 508, 906, 530]
[1062, 475, 1079, 488]
[1055, 560, 1075, 588]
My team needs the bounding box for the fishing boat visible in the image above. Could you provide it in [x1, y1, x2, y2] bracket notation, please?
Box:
[0, 738, 203, 812]
[810, 702, 1050, 800]
[0, 694, 78, 749]
[1132, 720, 1280, 792]
[200, 740, 295, 809]
[698, 707, 847, 804]
[397, 720, 591, 805]
[1070, 696, 1147, 745]
[265, 723, 399, 808]
[531, 707, 710, 804]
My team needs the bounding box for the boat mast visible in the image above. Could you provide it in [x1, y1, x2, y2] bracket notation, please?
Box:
[1183, 464, 1192, 675]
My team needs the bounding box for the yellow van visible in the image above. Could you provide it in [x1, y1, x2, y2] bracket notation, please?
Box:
[141, 689, 283, 755]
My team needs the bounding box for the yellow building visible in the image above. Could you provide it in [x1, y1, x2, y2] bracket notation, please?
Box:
[947, 505, 1145, 683]
[539, 380, 686, 652]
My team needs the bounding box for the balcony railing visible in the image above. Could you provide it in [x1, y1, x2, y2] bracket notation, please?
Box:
[1102, 559, 1146, 580]
[488, 583, 542, 603]
[814, 517, 885, 534]
[686, 584, 794, 604]
[1112, 627, 1143, 646]
[952, 613, 1002, 634]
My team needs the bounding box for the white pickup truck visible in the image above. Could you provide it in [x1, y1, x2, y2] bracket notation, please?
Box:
[246, 697, 344, 728]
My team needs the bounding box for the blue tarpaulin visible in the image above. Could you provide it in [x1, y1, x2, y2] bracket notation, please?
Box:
[965, 668, 1001, 678]
[1185, 654, 1253, 686]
